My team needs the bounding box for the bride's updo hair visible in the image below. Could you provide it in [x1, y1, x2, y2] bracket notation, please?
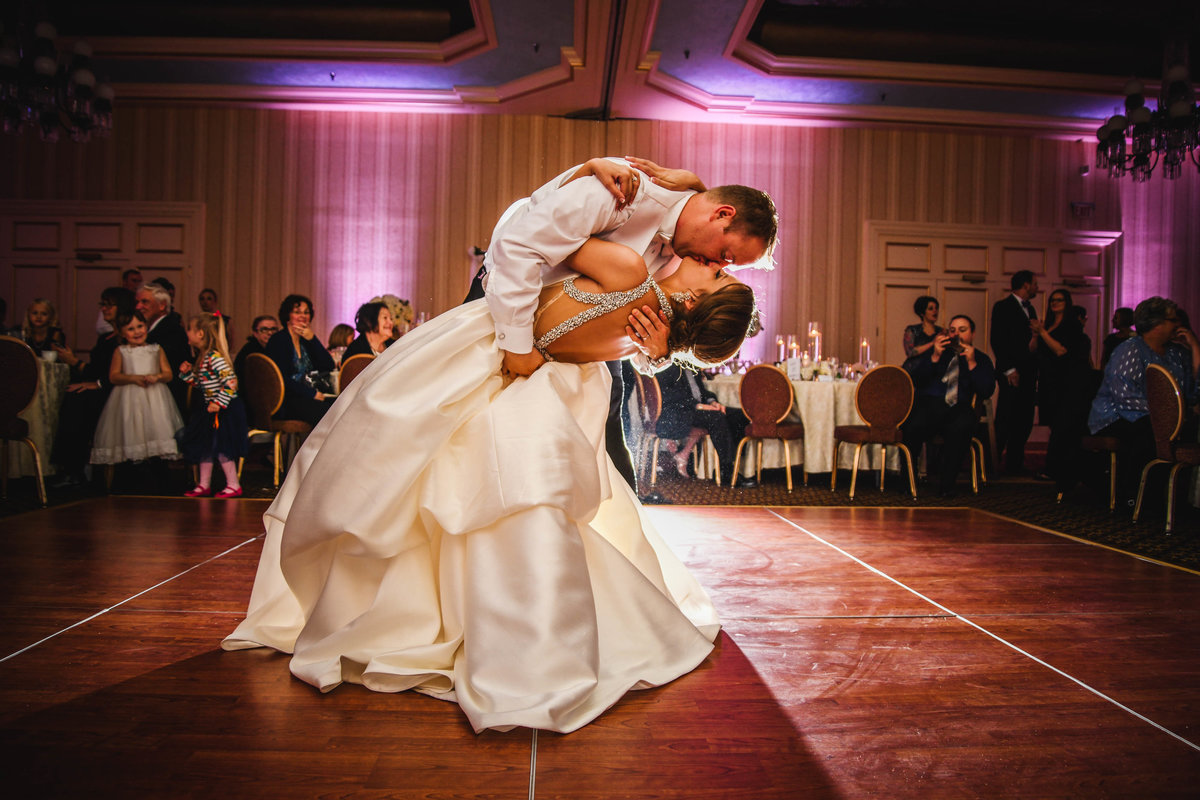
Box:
[666, 283, 757, 366]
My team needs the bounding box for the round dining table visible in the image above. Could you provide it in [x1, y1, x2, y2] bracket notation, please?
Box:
[705, 372, 897, 474]
[7, 359, 70, 477]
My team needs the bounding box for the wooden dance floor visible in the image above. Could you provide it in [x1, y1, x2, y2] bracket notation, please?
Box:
[2, 497, 1198, 798]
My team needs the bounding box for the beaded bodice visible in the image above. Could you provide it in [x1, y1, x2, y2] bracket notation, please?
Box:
[533, 277, 673, 361]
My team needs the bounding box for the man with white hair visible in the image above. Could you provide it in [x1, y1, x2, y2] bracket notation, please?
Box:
[136, 283, 190, 411]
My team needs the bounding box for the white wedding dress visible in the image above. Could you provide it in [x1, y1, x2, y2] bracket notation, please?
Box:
[222, 295, 719, 733]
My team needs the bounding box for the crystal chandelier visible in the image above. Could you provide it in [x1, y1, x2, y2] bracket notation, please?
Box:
[0, 22, 114, 143]
[1096, 46, 1199, 182]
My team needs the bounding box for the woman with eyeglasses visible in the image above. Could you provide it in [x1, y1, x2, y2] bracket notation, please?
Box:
[234, 315, 280, 384]
[1032, 288, 1092, 488]
[49, 287, 136, 487]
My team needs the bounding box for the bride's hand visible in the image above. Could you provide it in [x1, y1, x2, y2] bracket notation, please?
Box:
[623, 157, 706, 192]
[501, 348, 545, 379]
[626, 305, 670, 361]
[569, 158, 640, 207]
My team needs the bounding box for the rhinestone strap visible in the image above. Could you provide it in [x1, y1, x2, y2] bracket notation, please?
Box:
[534, 277, 672, 360]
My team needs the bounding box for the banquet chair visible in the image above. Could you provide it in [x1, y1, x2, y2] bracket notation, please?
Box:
[926, 397, 988, 494]
[632, 372, 721, 486]
[730, 364, 806, 491]
[1063, 435, 1121, 510]
[831, 364, 917, 500]
[0, 335, 47, 506]
[338, 353, 374, 391]
[242, 353, 313, 487]
[1132, 363, 1200, 533]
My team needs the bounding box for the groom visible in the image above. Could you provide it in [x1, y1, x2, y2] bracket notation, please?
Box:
[473, 157, 778, 491]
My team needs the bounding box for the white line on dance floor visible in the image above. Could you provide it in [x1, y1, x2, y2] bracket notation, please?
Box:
[767, 508, 1200, 754]
[0, 536, 262, 664]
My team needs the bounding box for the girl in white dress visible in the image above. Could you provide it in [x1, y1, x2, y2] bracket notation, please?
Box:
[224, 239, 757, 734]
[90, 311, 184, 465]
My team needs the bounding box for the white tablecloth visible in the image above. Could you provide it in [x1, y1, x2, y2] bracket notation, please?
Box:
[706, 373, 896, 473]
[7, 359, 69, 477]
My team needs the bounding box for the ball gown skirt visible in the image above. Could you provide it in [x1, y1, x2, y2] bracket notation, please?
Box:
[89, 344, 184, 464]
[222, 300, 720, 733]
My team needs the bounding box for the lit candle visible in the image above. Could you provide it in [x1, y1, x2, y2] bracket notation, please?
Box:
[776, 335, 785, 362]
[859, 338, 870, 364]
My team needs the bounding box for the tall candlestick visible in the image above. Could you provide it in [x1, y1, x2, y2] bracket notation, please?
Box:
[776, 335, 785, 362]
[859, 337, 870, 364]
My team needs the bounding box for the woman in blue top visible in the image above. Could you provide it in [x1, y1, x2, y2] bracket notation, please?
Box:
[265, 294, 336, 426]
[1088, 296, 1200, 505]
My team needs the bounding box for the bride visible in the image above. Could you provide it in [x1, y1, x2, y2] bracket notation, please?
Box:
[223, 232, 757, 733]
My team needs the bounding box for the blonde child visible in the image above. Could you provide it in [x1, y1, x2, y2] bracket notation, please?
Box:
[179, 313, 249, 498]
[90, 311, 184, 465]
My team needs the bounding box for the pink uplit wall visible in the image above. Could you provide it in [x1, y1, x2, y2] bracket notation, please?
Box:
[1115, 169, 1200, 316]
[8, 104, 1199, 363]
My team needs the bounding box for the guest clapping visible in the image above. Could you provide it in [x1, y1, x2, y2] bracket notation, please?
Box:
[1032, 289, 1092, 487]
[343, 302, 394, 360]
[266, 294, 336, 426]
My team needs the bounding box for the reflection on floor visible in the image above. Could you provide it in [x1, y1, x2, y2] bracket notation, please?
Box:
[1, 498, 1197, 798]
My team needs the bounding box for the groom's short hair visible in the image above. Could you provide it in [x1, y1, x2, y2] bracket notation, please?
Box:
[705, 185, 778, 255]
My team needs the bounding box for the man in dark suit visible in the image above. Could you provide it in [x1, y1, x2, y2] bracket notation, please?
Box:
[136, 283, 190, 413]
[903, 314, 996, 497]
[989, 269, 1039, 474]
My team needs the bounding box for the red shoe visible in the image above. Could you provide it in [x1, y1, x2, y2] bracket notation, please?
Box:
[214, 486, 243, 499]
[184, 485, 212, 498]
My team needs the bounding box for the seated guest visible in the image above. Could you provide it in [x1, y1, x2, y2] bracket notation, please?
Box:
[327, 323, 355, 366]
[234, 315, 279, 381]
[50, 287, 136, 487]
[1088, 296, 1200, 505]
[370, 294, 413, 343]
[266, 294, 335, 426]
[22, 298, 66, 352]
[1033, 289, 1092, 488]
[1100, 307, 1135, 368]
[655, 363, 748, 483]
[343, 302, 394, 360]
[903, 295, 942, 358]
[902, 314, 996, 497]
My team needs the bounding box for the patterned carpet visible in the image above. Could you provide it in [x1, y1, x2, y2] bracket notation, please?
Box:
[642, 467, 1200, 572]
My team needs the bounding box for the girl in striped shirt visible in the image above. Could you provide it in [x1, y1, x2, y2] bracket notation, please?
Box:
[180, 313, 249, 498]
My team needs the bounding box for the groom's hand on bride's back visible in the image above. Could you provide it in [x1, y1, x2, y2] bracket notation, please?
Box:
[501, 348, 546, 379]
